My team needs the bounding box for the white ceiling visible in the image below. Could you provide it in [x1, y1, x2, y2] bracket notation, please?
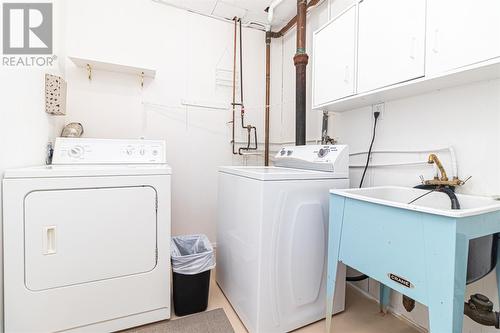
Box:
[153, 0, 298, 30]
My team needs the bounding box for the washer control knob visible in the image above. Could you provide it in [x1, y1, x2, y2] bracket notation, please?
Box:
[287, 150, 293, 156]
[318, 148, 329, 158]
[280, 149, 286, 156]
[152, 149, 159, 156]
[139, 148, 146, 156]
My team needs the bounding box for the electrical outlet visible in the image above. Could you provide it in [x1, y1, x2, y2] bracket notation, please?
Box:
[372, 103, 385, 120]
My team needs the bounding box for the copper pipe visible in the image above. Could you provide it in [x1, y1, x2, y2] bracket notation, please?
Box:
[229, 18, 258, 155]
[294, 0, 308, 145]
[264, 31, 271, 166]
[296, 0, 307, 52]
[231, 17, 238, 154]
[262, 0, 320, 160]
[270, 0, 321, 38]
[237, 18, 258, 155]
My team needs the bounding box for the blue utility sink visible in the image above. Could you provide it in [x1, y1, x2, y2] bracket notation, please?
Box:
[326, 186, 500, 333]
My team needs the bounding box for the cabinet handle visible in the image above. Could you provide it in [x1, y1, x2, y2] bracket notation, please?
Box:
[344, 65, 349, 83]
[409, 37, 417, 60]
[432, 29, 439, 53]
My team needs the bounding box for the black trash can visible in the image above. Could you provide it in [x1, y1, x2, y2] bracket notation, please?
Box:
[171, 234, 215, 317]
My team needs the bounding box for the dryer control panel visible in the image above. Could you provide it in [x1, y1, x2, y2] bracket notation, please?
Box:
[274, 145, 349, 173]
[52, 138, 166, 164]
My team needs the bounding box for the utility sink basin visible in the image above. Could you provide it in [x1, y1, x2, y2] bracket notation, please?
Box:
[326, 186, 500, 333]
[330, 186, 500, 218]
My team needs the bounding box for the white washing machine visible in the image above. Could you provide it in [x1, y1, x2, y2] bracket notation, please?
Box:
[2, 138, 171, 332]
[216, 145, 349, 333]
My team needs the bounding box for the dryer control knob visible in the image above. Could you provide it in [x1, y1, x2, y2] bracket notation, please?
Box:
[68, 146, 84, 158]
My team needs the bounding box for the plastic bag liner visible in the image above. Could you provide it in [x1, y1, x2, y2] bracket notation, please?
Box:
[171, 234, 215, 275]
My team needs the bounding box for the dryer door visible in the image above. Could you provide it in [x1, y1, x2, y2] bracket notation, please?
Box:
[24, 186, 157, 291]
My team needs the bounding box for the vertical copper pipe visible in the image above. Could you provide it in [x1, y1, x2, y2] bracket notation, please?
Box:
[296, 0, 307, 53]
[294, 0, 308, 145]
[264, 31, 271, 166]
[231, 18, 238, 154]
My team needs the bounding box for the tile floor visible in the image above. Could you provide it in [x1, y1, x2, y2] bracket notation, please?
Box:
[198, 277, 423, 333]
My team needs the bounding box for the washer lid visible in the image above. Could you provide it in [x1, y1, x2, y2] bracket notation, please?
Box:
[3, 164, 172, 179]
[219, 166, 348, 181]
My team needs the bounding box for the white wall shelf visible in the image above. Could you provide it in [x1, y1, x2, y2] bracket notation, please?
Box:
[314, 58, 500, 113]
[68, 56, 156, 79]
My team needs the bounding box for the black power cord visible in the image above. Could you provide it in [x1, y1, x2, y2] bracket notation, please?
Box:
[346, 110, 380, 283]
[359, 111, 380, 188]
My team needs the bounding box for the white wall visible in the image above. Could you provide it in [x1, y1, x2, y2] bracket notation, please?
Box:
[62, 0, 267, 241]
[0, 1, 66, 330]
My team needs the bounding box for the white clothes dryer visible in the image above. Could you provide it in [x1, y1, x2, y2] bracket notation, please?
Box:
[2, 138, 171, 332]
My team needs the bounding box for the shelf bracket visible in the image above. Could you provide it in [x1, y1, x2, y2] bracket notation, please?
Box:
[86, 63, 92, 81]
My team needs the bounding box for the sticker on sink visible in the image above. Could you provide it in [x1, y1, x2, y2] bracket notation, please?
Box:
[388, 273, 414, 288]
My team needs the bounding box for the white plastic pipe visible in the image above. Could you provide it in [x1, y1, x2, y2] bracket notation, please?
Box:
[349, 146, 458, 178]
[448, 146, 458, 178]
[267, 0, 285, 24]
[349, 147, 451, 156]
[350, 161, 428, 168]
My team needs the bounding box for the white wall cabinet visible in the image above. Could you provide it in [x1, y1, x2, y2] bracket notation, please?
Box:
[426, 0, 500, 75]
[312, 5, 357, 108]
[312, 0, 500, 112]
[357, 0, 425, 93]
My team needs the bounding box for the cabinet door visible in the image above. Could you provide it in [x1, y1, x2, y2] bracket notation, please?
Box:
[357, 0, 425, 93]
[426, 0, 500, 75]
[312, 5, 357, 107]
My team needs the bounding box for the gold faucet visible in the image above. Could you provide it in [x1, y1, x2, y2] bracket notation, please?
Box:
[428, 154, 448, 181]
[423, 154, 464, 186]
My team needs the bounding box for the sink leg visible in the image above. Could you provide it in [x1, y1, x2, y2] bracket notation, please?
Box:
[427, 233, 468, 333]
[496, 234, 500, 306]
[379, 284, 391, 314]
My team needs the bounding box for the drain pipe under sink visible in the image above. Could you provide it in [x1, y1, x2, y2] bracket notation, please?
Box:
[464, 294, 500, 329]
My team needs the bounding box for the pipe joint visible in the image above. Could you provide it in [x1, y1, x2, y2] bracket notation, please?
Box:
[293, 53, 309, 66]
[265, 31, 272, 44]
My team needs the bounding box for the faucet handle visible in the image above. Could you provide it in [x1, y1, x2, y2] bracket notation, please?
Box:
[462, 175, 472, 185]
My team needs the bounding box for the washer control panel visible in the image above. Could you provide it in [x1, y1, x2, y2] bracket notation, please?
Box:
[52, 138, 166, 164]
[274, 145, 349, 174]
